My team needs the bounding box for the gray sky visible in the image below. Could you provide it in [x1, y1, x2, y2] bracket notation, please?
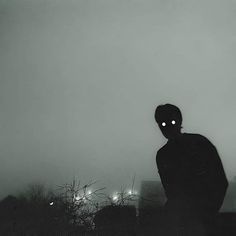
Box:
[0, 0, 236, 198]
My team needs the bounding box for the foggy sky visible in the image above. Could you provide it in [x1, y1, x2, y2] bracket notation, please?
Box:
[1, 0, 236, 198]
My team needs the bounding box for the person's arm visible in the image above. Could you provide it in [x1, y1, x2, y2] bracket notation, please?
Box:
[207, 144, 228, 212]
[156, 151, 170, 200]
[187, 136, 228, 212]
[156, 150, 179, 201]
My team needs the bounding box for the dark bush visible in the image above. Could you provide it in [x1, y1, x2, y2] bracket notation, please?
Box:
[94, 205, 137, 236]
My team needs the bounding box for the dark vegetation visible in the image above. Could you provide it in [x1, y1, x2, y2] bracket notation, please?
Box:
[0, 178, 236, 235]
[0, 179, 138, 236]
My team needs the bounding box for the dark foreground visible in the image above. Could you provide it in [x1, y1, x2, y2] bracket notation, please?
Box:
[0, 212, 235, 236]
[137, 212, 236, 236]
[0, 195, 235, 236]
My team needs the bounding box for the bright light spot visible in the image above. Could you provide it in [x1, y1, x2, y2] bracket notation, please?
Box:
[171, 120, 176, 125]
[75, 195, 81, 201]
[113, 196, 118, 201]
[87, 190, 92, 195]
[161, 122, 166, 127]
[49, 202, 54, 206]
[127, 189, 138, 195]
[112, 193, 119, 202]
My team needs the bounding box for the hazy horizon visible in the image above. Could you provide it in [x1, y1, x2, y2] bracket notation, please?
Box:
[1, 0, 236, 199]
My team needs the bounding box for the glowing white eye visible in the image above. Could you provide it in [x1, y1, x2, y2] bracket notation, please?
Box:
[161, 122, 166, 127]
[171, 120, 176, 125]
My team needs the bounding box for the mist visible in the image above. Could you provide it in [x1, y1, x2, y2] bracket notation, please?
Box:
[1, 0, 236, 199]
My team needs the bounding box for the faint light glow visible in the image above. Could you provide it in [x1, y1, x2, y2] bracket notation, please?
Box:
[49, 202, 54, 206]
[171, 120, 176, 125]
[127, 189, 138, 195]
[74, 190, 92, 203]
[112, 193, 119, 202]
[82, 196, 87, 203]
[161, 122, 166, 127]
[113, 196, 118, 201]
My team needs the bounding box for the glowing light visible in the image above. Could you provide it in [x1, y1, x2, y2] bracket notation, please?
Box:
[112, 193, 119, 202]
[171, 120, 176, 125]
[49, 202, 54, 206]
[87, 190, 92, 195]
[75, 195, 81, 201]
[113, 196, 118, 201]
[161, 122, 166, 127]
[128, 190, 132, 195]
[127, 189, 138, 195]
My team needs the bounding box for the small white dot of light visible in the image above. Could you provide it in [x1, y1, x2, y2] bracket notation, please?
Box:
[75, 195, 81, 201]
[49, 202, 54, 206]
[113, 196, 118, 201]
[128, 190, 132, 195]
[161, 122, 166, 127]
[171, 120, 176, 125]
[112, 193, 119, 201]
[82, 197, 87, 203]
[87, 190, 92, 195]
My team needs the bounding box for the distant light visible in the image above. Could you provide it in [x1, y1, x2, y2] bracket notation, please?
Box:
[171, 120, 176, 125]
[113, 196, 118, 201]
[75, 195, 81, 201]
[127, 189, 138, 195]
[87, 190, 92, 195]
[49, 202, 54, 206]
[161, 122, 166, 127]
[112, 193, 119, 202]
[82, 196, 87, 202]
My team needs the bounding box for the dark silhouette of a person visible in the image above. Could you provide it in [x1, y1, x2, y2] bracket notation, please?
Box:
[155, 104, 228, 236]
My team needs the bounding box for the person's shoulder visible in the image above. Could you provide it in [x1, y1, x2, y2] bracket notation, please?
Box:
[183, 133, 210, 142]
[182, 133, 215, 147]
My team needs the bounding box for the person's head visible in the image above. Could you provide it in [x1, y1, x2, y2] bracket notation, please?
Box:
[154, 104, 182, 140]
